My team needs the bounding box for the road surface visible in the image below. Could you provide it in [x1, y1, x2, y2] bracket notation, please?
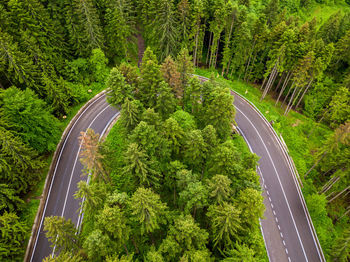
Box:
[28, 81, 324, 261]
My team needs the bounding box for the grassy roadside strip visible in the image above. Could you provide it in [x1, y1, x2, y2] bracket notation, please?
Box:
[195, 68, 337, 259]
[21, 83, 106, 258]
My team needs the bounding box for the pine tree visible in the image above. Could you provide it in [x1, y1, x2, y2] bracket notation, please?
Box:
[139, 47, 163, 107]
[160, 214, 208, 258]
[107, 67, 133, 109]
[130, 187, 167, 235]
[70, 0, 104, 56]
[161, 56, 182, 99]
[97, 204, 130, 252]
[155, 82, 177, 119]
[0, 29, 37, 88]
[0, 87, 60, 153]
[123, 143, 160, 188]
[202, 87, 235, 140]
[207, 202, 242, 248]
[83, 229, 113, 260]
[0, 184, 24, 213]
[318, 11, 342, 44]
[190, 0, 205, 66]
[237, 188, 264, 230]
[179, 181, 208, 216]
[104, 0, 134, 62]
[162, 117, 185, 155]
[176, 48, 194, 106]
[331, 228, 350, 262]
[0, 126, 43, 193]
[120, 98, 144, 131]
[0, 212, 28, 261]
[153, 0, 179, 60]
[79, 128, 108, 182]
[44, 216, 79, 253]
[206, 175, 233, 205]
[182, 130, 207, 170]
[177, 0, 192, 49]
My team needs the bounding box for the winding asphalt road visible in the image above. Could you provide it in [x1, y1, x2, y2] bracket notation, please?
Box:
[28, 79, 324, 262]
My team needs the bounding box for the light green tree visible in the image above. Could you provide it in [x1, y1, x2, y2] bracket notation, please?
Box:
[44, 216, 79, 253]
[107, 67, 133, 109]
[129, 187, 167, 235]
[0, 212, 28, 261]
[206, 175, 233, 205]
[207, 202, 242, 248]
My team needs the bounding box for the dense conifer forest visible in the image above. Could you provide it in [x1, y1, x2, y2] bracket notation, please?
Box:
[0, 0, 349, 261]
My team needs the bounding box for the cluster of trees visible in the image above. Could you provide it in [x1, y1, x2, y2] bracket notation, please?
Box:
[1, 0, 349, 260]
[43, 48, 266, 261]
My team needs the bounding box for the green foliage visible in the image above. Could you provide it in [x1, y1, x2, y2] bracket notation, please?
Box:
[160, 214, 209, 258]
[130, 187, 167, 235]
[305, 193, 335, 259]
[120, 99, 144, 131]
[106, 67, 133, 108]
[0, 87, 60, 153]
[44, 216, 79, 253]
[0, 212, 28, 262]
[83, 229, 113, 261]
[201, 86, 235, 140]
[89, 49, 109, 83]
[207, 202, 242, 248]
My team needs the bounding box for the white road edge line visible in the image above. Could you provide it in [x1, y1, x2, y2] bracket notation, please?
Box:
[76, 111, 120, 232]
[236, 106, 309, 262]
[237, 126, 271, 262]
[233, 90, 324, 261]
[195, 74, 324, 261]
[51, 104, 112, 256]
[29, 94, 106, 262]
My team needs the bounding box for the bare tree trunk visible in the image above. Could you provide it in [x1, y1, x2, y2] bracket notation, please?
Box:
[262, 66, 278, 100]
[261, 63, 277, 98]
[214, 39, 220, 68]
[284, 85, 299, 115]
[124, 244, 129, 256]
[206, 32, 212, 65]
[305, 151, 328, 177]
[193, 21, 200, 66]
[337, 207, 350, 221]
[131, 237, 139, 253]
[328, 186, 350, 203]
[261, 65, 277, 101]
[319, 176, 340, 194]
[295, 78, 314, 109]
[275, 71, 285, 92]
[276, 71, 291, 105]
[247, 52, 257, 82]
[287, 84, 304, 115]
[281, 81, 294, 108]
[261, 76, 267, 90]
[225, 54, 233, 76]
[243, 40, 256, 81]
[222, 16, 235, 75]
